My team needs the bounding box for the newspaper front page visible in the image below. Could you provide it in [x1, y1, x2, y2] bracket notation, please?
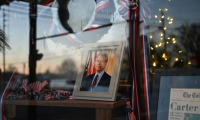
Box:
[168, 89, 200, 120]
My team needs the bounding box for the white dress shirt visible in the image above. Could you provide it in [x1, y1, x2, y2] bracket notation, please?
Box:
[90, 70, 105, 89]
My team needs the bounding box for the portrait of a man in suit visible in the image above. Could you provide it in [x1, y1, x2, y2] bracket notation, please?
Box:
[80, 52, 111, 92]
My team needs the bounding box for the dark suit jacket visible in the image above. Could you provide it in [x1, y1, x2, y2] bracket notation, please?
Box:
[80, 72, 111, 92]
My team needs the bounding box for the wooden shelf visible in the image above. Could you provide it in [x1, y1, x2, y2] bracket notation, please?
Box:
[4, 99, 126, 109]
[118, 84, 132, 87]
[4, 99, 126, 120]
[119, 80, 128, 83]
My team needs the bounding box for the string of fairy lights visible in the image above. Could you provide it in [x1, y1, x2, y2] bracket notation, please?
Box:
[149, 3, 192, 67]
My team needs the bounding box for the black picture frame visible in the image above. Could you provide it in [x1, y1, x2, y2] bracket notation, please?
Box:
[151, 69, 200, 120]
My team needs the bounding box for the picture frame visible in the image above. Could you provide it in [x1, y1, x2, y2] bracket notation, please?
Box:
[151, 69, 200, 120]
[72, 41, 125, 101]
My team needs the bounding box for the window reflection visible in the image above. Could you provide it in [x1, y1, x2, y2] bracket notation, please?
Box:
[0, 0, 128, 84]
[147, 1, 200, 120]
[35, 0, 127, 91]
[145, 0, 200, 69]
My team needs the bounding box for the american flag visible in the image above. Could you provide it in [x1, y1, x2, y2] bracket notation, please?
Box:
[86, 51, 98, 76]
[29, 80, 48, 92]
[117, 0, 151, 120]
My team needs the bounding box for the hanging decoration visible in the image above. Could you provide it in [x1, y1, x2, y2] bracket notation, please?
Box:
[45, 0, 116, 46]
[117, 0, 151, 120]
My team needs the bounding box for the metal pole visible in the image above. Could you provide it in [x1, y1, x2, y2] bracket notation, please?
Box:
[28, 1, 37, 119]
[29, 0, 37, 83]
[3, 8, 6, 81]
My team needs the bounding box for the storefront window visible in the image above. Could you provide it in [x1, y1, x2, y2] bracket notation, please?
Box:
[0, 0, 200, 120]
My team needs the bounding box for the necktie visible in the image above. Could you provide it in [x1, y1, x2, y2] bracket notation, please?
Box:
[92, 74, 98, 90]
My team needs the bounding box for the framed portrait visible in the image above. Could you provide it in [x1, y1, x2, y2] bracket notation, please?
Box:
[72, 41, 125, 101]
[151, 69, 200, 120]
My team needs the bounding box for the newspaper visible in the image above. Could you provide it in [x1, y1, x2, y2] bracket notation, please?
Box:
[168, 89, 200, 120]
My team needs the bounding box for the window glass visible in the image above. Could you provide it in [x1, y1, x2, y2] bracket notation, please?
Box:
[1, 0, 199, 119]
[36, 0, 129, 91]
[0, 1, 29, 83]
[146, 0, 200, 120]
[0, 0, 129, 89]
[0, 1, 130, 119]
[145, 0, 200, 69]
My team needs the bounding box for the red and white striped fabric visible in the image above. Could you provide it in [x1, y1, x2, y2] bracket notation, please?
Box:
[126, 101, 136, 120]
[95, 0, 110, 13]
[29, 80, 48, 92]
[21, 79, 29, 92]
[0, 70, 19, 120]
